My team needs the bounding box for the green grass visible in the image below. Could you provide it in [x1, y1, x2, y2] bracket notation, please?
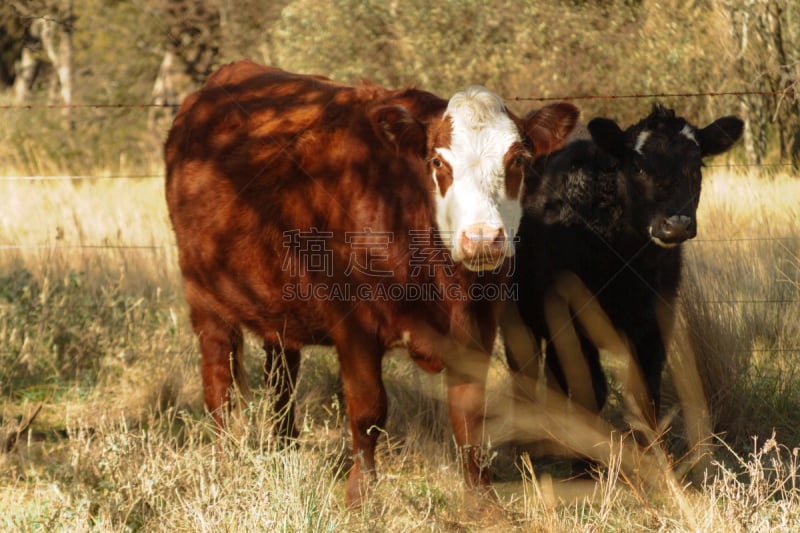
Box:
[1, 170, 799, 531]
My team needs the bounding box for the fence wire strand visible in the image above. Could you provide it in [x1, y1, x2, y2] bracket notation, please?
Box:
[0, 88, 793, 109]
[1, 163, 796, 183]
[509, 89, 794, 102]
[0, 175, 163, 181]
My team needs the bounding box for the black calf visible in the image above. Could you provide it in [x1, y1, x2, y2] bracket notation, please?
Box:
[508, 105, 743, 424]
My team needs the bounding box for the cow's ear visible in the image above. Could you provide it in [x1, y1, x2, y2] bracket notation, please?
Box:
[697, 116, 744, 157]
[587, 117, 626, 160]
[369, 105, 427, 157]
[523, 102, 580, 156]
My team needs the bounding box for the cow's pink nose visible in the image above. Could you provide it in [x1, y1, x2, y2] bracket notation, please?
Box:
[459, 224, 507, 269]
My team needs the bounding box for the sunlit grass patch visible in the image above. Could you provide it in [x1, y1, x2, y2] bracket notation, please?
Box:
[0, 176, 178, 286]
[675, 170, 800, 449]
[1, 169, 799, 530]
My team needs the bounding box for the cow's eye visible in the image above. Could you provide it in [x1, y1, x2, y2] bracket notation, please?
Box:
[515, 155, 525, 167]
[432, 157, 442, 168]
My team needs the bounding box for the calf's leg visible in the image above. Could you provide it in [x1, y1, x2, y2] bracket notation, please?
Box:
[629, 322, 667, 428]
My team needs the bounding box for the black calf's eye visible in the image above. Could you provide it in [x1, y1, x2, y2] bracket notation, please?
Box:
[432, 158, 442, 168]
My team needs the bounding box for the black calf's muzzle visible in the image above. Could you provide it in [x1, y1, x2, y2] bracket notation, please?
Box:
[651, 214, 696, 247]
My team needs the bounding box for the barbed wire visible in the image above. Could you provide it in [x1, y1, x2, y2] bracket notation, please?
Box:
[0, 175, 163, 181]
[0, 103, 178, 110]
[0, 347, 795, 356]
[706, 163, 795, 168]
[1, 236, 797, 251]
[509, 89, 794, 102]
[1, 242, 796, 300]
[692, 237, 799, 243]
[0, 162, 795, 183]
[698, 300, 799, 304]
[0, 244, 171, 250]
[0, 88, 793, 111]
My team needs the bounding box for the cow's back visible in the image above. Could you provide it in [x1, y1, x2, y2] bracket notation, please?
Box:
[167, 64, 353, 343]
[164, 62, 448, 349]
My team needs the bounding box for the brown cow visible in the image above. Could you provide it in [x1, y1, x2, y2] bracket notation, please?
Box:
[165, 60, 578, 506]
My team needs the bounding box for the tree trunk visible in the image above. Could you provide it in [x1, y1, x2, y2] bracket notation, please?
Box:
[58, 0, 73, 111]
[740, 102, 758, 168]
[149, 50, 177, 132]
[13, 46, 37, 103]
[39, 0, 74, 126]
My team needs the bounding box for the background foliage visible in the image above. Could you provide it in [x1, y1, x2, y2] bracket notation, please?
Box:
[0, 0, 797, 174]
[1, 2, 799, 529]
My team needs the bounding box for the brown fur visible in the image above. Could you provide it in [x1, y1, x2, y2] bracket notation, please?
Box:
[165, 60, 578, 507]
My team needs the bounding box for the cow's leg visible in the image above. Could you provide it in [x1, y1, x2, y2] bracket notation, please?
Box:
[629, 320, 667, 428]
[548, 271, 637, 413]
[263, 343, 301, 439]
[189, 306, 246, 428]
[446, 348, 491, 491]
[335, 336, 386, 508]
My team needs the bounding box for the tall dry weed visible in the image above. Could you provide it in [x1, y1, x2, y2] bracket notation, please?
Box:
[2, 170, 800, 530]
[672, 170, 800, 448]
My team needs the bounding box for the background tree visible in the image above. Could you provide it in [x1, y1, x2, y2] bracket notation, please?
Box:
[0, 0, 795, 173]
[8, 0, 74, 113]
[145, 0, 289, 131]
[144, 0, 221, 132]
[270, 1, 733, 134]
[719, 0, 799, 167]
[0, 4, 27, 90]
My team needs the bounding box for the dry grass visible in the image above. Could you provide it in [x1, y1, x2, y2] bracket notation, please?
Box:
[1, 169, 799, 531]
[675, 171, 800, 448]
[0, 175, 177, 284]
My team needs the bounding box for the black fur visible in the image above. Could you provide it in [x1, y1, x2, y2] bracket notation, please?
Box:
[510, 105, 743, 420]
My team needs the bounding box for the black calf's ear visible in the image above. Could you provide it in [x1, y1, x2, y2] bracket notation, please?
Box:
[587, 117, 626, 160]
[698, 116, 744, 157]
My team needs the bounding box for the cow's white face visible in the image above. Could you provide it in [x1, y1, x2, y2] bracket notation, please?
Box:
[430, 86, 528, 272]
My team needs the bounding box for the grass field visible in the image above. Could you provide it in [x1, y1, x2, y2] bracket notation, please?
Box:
[1, 169, 799, 531]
